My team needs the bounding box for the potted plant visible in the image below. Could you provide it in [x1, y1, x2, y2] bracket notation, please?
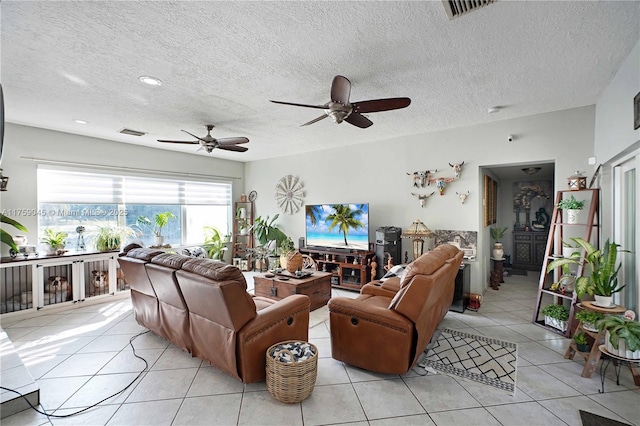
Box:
[202, 226, 228, 261]
[1, 214, 28, 253]
[489, 226, 508, 259]
[541, 304, 570, 332]
[557, 195, 585, 224]
[573, 331, 589, 352]
[136, 211, 177, 246]
[250, 214, 289, 269]
[94, 223, 136, 252]
[596, 313, 640, 359]
[574, 309, 604, 332]
[279, 237, 295, 270]
[40, 228, 69, 254]
[546, 238, 628, 307]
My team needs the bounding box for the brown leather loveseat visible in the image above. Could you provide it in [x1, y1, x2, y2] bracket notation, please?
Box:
[328, 244, 463, 374]
[118, 246, 311, 383]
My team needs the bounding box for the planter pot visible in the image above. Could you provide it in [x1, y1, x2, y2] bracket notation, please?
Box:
[594, 295, 613, 308]
[544, 315, 568, 332]
[492, 242, 504, 260]
[43, 243, 65, 255]
[582, 322, 598, 332]
[154, 236, 165, 246]
[605, 330, 640, 359]
[565, 209, 581, 224]
[576, 343, 589, 352]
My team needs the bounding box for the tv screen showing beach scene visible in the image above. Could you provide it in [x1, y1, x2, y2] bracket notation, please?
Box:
[305, 203, 370, 251]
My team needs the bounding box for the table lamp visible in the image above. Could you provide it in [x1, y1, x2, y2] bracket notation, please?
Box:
[401, 219, 434, 261]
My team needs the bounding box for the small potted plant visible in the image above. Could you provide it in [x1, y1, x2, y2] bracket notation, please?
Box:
[279, 237, 296, 270]
[136, 211, 177, 247]
[546, 238, 628, 307]
[556, 195, 586, 224]
[596, 312, 640, 359]
[573, 331, 589, 352]
[541, 304, 570, 332]
[574, 309, 604, 332]
[202, 226, 228, 261]
[94, 223, 137, 252]
[489, 226, 508, 259]
[40, 228, 69, 255]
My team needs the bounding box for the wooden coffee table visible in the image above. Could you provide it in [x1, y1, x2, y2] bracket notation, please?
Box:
[254, 271, 332, 311]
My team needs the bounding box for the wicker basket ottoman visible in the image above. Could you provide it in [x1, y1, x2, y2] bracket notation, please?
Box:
[266, 340, 318, 403]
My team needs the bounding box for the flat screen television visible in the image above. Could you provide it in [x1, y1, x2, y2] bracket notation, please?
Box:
[305, 203, 369, 251]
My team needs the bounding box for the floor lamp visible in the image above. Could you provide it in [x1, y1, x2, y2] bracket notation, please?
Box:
[401, 219, 434, 261]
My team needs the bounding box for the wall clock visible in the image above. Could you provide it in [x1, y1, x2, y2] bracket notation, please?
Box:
[248, 190, 257, 202]
[275, 175, 304, 214]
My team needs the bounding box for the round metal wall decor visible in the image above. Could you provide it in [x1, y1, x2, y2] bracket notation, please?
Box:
[275, 175, 304, 214]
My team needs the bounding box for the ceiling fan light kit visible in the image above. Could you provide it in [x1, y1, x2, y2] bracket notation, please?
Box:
[271, 75, 411, 129]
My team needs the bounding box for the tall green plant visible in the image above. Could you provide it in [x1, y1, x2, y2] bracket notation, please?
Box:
[1, 214, 28, 252]
[136, 211, 176, 237]
[251, 214, 288, 255]
[546, 237, 629, 297]
[490, 226, 508, 241]
[202, 226, 227, 260]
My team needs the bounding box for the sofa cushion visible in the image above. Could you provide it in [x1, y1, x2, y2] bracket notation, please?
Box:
[126, 247, 164, 261]
[181, 258, 247, 288]
[400, 249, 450, 287]
[151, 253, 190, 269]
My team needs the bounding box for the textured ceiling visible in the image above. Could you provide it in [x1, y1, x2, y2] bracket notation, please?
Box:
[1, 1, 639, 162]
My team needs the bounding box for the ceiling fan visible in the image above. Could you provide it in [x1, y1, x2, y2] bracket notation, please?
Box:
[157, 125, 249, 153]
[270, 75, 411, 128]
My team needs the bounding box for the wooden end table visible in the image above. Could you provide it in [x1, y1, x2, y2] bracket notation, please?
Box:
[254, 271, 332, 311]
[564, 301, 627, 379]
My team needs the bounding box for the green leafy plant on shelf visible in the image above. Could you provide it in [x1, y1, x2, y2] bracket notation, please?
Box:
[489, 226, 508, 241]
[541, 304, 570, 321]
[1, 214, 28, 252]
[556, 195, 586, 210]
[40, 228, 68, 249]
[596, 315, 640, 352]
[574, 309, 604, 325]
[546, 237, 629, 298]
[573, 331, 588, 345]
[94, 223, 137, 252]
[136, 211, 177, 238]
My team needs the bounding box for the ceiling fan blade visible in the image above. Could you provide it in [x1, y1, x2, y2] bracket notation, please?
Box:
[181, 130, 207, 142]
[300, 114, 329, 127]
[270, 100, 327, 109]
[157, 139, 199, 144]
[218, 144, 248, 152]
[345, 112, 373, 128]
[331, 75, 351, 105]
[352, 97, 412, 113]
[217, 137, 249, 145]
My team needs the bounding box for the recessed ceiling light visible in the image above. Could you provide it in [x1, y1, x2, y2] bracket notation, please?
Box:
[488, 106, 501, 114]
[73, 119, 89, 124]
[138, 75, 163, 86]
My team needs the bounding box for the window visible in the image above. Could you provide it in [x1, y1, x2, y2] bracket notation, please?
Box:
[37, 167, 232, 250]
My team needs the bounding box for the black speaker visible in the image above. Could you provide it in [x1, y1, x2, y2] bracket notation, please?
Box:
[375, 226, 402, 278]
[298, 237, 305, 249]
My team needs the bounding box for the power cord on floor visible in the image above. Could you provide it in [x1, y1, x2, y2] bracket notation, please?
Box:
[1, 329, 151, 419]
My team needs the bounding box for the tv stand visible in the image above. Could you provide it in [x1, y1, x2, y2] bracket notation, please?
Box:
[300, 247, 375, 291]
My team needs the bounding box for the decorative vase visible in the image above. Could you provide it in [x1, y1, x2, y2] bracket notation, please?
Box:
[154, 236, 164, 247]
[285, 251, 303, 273]
[492, 242, 504, 260]
[594, 295, 613, 308]
[566, 209, 581, 224]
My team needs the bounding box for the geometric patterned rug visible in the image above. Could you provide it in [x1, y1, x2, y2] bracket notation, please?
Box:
[418, 328, 518, 395]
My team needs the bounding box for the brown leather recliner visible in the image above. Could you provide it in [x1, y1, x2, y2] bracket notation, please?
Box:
[119, 248, 311, 383]
[328, 244, 463, 374]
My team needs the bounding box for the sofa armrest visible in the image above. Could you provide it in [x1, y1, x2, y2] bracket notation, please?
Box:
[360, 283, 399, 299]
[328, 297, 412, 332]
[236, 295, 311, 383]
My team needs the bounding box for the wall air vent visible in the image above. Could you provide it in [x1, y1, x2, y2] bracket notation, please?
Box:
[119, 128, 147, 137]
[442, 0, 496, 20]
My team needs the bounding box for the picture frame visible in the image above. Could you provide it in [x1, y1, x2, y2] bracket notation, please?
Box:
[484, 175, 497, 226]
[240, 259, 249, 272]
[233, 257, 242, 268]
[635, 91, 640, 130]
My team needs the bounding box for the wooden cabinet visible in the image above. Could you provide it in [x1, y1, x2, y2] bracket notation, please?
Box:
[1, 251, 120, 315]
[512, 231, 548, 271]
[299, 248, 375, 291]
[231, 201, 254, 270]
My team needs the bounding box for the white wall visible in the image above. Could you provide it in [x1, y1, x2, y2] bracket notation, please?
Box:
[0, 123, 245, 256]
[246, 106, 596, 294]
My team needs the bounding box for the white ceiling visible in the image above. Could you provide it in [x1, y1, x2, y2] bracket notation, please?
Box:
[2, 1, 639, 163]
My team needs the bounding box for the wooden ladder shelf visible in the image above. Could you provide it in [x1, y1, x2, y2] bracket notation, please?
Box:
[532, 189, 600, 337]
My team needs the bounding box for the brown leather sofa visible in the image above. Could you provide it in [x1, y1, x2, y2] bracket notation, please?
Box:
[118, 246, 311, 383]
[328, 244, 463, 374]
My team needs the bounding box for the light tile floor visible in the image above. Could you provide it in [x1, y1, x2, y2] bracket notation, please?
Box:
[1, 272, 639, 425]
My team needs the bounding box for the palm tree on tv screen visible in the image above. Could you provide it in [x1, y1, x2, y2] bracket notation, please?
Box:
[326, 204, 365, 246]
[305, 205, 324, 227]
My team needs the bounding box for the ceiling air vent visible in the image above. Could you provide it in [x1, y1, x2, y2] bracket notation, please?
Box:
[119, 128, 147, 137]
[442, 0, 496, 20]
